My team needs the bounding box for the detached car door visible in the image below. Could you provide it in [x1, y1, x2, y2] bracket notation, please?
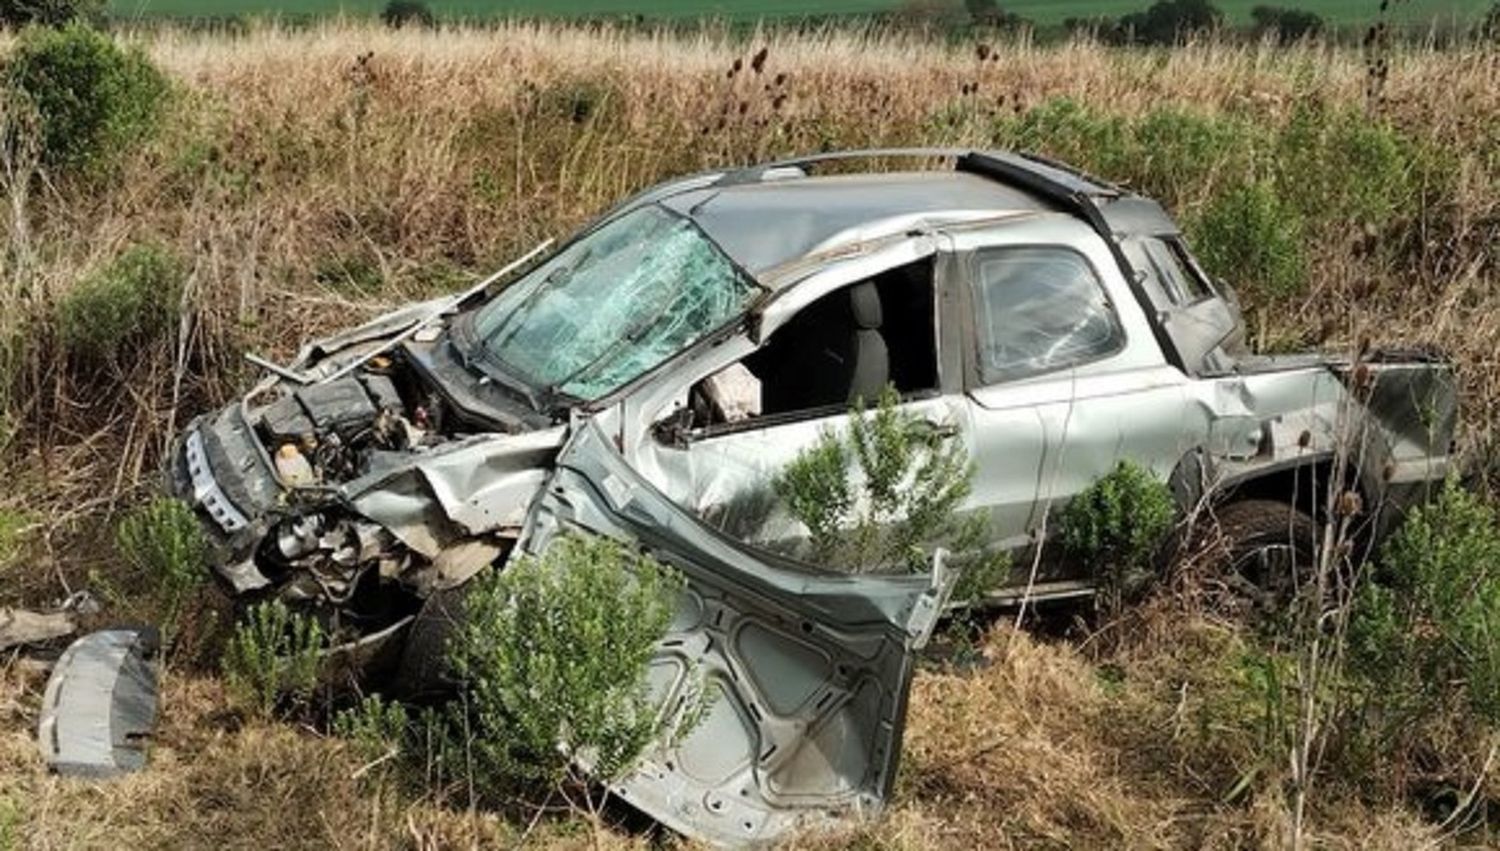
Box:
[522, 420, 955, 845]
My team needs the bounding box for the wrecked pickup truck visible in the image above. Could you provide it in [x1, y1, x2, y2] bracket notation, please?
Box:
[167, 149, 1456, 844]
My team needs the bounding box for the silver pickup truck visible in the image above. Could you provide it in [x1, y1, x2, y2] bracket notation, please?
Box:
[168, 149, 1456, 845]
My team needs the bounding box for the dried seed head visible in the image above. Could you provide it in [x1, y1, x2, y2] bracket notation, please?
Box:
[1336, 490, 1364, 517]
[751, 46, 769, 74]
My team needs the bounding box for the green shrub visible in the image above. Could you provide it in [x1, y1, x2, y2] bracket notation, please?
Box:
[0, 508, 33, 573]
[115, 496, 205, 629]
[1192, 181, 1306, 300]
[333, 694, 410, 764]
[0, 0, 102, 28]
[1059, 460, 1175, 607]
[4, 25, 169, 178]
[1130, 107, 1257, 207]
[313, 251, 384, 296]
[995, 97, 1132, 179]
[1273, 105, 1415, 235]
[380, 0, 433, 28]
[1249, 6, 1324, 43]
[57, 243, 184, 362]
[223, 599, 326, 716]
[1348, 478, 1500, 736]
[773, 386, 1008, 593]
[447, 533, 684, 788]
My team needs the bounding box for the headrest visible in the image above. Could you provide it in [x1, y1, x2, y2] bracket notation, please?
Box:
[848, 282, 882, 330]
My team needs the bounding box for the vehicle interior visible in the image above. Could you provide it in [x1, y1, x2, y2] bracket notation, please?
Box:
[686, 257, 939, 433]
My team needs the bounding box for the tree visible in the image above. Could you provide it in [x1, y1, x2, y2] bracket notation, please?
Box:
[1250, 5, 1324, 43]
[1119, 0, 1223, 45]
[0, 0, 102, 28]
[380, 0, 433, 29]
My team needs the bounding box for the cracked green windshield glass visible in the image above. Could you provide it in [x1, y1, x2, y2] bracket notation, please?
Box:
[473, 205, 761, 400]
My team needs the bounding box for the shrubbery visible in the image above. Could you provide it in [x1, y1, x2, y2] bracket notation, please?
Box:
[223, 599, 326, 716]
[57, 243, 184, 362]
[1059, 460, 1176, 608]
[3, 24, 169, 179]
[380, 0, 433, 28]
[114, 496, 206, 632]
[773, 386, 1009, 597]
[447, 534, 686, 788]
[0, 0, 102, 28]
[1249, 5, 1324, 43]
[1194, 181, 1307, 299]
[975, 97, 1434, 307]
[1348, 478, 1500, 743]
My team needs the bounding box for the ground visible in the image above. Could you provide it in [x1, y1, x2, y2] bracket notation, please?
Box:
[0, 20, 1496, 850]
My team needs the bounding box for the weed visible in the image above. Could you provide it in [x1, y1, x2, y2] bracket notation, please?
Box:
[3, 24, 169, 179]
[1348, 477, 1500, 739]
[0, 508, 32, 573]
[774, 385, 1008, 594]
[114, 496, 206, 632]
[223, 599, 326, 716]
[1191, 181, 1307, 300]
[333, 693, 410, 764]
[57, 243, 184, 363]
[447, 534, 685, 790]
[1059, 460, 1175, 610]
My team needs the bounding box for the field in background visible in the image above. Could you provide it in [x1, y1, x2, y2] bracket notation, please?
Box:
[102, 0, 1494, 26]
[0, 21, 1495, 849]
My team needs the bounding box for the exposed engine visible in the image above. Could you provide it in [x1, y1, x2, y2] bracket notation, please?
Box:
[249, 354, 447, 488]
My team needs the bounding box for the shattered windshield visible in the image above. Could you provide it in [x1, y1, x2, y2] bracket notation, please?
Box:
[472, 205, 761, 400]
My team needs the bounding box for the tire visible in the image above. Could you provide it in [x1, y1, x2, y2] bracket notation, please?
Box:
[1196, 499, 1320, 621]
[392, 583, 472, 698]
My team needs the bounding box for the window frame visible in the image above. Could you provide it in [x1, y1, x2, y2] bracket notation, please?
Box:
[1142, 236, 1217, 308]
[673, 271, 946, 445]
[962, 243, 1128, 388]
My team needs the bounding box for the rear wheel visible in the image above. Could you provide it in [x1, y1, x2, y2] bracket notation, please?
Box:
[1197, 499, 1320, 621]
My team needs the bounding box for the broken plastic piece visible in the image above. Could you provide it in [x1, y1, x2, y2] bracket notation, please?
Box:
[0, 607, 76, 651]
[37, 628, 160, 778]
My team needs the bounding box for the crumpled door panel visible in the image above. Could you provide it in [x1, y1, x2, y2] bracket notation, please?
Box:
[523, 420, 953, 845]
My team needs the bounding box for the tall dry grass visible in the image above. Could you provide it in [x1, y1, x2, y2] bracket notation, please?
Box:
[0, 21, 1495, 849]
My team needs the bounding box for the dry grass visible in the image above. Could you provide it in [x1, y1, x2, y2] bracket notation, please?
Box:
[0, 21, 1495, 850]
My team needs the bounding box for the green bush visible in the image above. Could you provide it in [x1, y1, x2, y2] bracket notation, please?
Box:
[0, 508, 32, 573]
[0, 0, 102, 28]
[1059, 460, 1175, 607]
[333, 694, 410, 764]
[1191, 181, 1306, 300]
[773, 386, 1008, 594]
[223, 599, 326, 716]
[4, 25, 169, 178]
[115, 496, 205, 628]
[380, 0, 433, 28]
[1129, 107, 1258, 207]
[1348, 478, 1500, 737]
[57, 243, 184, 362]
[995, 97, 1132, 179]
[1273, 105, 1415, 235]
[1249, 6, 1324, 43]
[447, 533, 684, 788]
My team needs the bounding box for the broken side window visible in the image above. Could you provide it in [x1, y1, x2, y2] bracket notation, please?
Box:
[472, 205, 762, 400]
[969, 246, 1122, 384]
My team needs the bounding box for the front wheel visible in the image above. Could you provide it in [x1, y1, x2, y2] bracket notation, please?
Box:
[1196, 499, 1320, 621]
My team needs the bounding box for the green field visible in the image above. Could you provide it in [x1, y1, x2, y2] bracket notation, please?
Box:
[106, 0, 1491, 26]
